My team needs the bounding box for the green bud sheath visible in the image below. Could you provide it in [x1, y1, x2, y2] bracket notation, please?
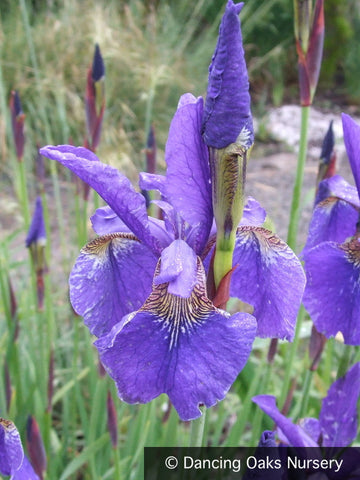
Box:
[210, 144, 247, 288]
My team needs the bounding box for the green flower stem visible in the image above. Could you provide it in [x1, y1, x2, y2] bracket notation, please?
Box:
[287, 105, 310, 251]
[189, 408, 206, 447]
[279, 305, 306, 407]
[279, 105, 310, 407]
[213, 233, 236, 289]
[225, 354, 266, 446]
[298, 368, 313, 419]
[337, 345, 352, 380]
[18, 159, 30, 229]
[323, 338, 334, 387]
[250, 362, 272, 445]
[113, 447, 121, 480]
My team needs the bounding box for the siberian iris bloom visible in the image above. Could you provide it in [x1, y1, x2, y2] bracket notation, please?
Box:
[303, 114, 360, 344]
[253, 362, 360, 447]
[0, 418, 39, 479]
[40, 92, 305, 420]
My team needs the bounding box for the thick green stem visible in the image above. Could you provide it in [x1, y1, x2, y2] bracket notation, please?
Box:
[18, 159, 31, 229]
[287, 105, 310, 251]
[189, 409, 206, 447]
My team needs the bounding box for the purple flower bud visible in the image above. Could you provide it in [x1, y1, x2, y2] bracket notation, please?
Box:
[258, 430, 277, 447]
[106, 391, 118, 448]
[26, 197, 46, 249]
[26, 197, 47, 310]
[9, 90, 25, 161]
[86, 44, 105, 151]
[92, 43, 105, 82]
[320, 120, 334, 165]
[145, 124, 157, 174]
[26, 415, 46, 480]
[202, 1, 253, 149]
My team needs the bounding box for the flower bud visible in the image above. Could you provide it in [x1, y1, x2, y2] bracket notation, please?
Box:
[9, 90, 25, 161]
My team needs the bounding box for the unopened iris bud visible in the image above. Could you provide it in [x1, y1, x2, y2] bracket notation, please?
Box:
[26, 197, 46, 267]
[202, 1, 253, 150]
[202, 1, 252, 288]
[145, 124, 157, 175]
[9, 90, 25, 161]
[294, 0, 324, 106]
[85, 43, 105, 151]
[26, 415, 46, 480]
[317, 120, 336, 182]
[26, 197, 47, 310]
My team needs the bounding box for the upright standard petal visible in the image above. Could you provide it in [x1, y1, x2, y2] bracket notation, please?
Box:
[165, 95, 212, 254]
[342, 113, 360, 195]
[202, 1, 253, 149]
[240, 197, 266, 227]
[91, 205, 172, 249]
[252, 396, 318, 447]
[303, 239, 360, 345]
[70, 233, 158, 337]
[230, 227, 306, 340]
[95, 258, 257, 421]
[319, 362, 360, 447]
[40, 145, 160, 253]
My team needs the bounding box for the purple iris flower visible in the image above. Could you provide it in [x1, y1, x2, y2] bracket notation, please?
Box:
[40, 91, 304, 419]
[303, 114, 360, 344]
[0, 418, 39, 479]
[202, 1, 253, 149]
[253, 362, 360, 448]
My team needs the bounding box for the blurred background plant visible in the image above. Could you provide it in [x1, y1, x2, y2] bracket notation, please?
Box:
[1, 0, 360, 478]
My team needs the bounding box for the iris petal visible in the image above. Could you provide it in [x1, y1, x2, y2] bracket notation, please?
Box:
[154, 239, 197, 298]
[0, 419, 24, 476]
[303, 196, 359, 254]
[165, 95, 212, 254]
[252, 396, 318, 447]
[316, 175, 360, 207]
[39, 145, 161, 253]
[91, 206, 131, 235]
[95, 258, 256, 421]
[303, 239, 360, 345]
[342, 113, 360, 195]
[319, 362, 360, 447]
[70, 233, 158, 337]
[231, 227, 306, 340]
